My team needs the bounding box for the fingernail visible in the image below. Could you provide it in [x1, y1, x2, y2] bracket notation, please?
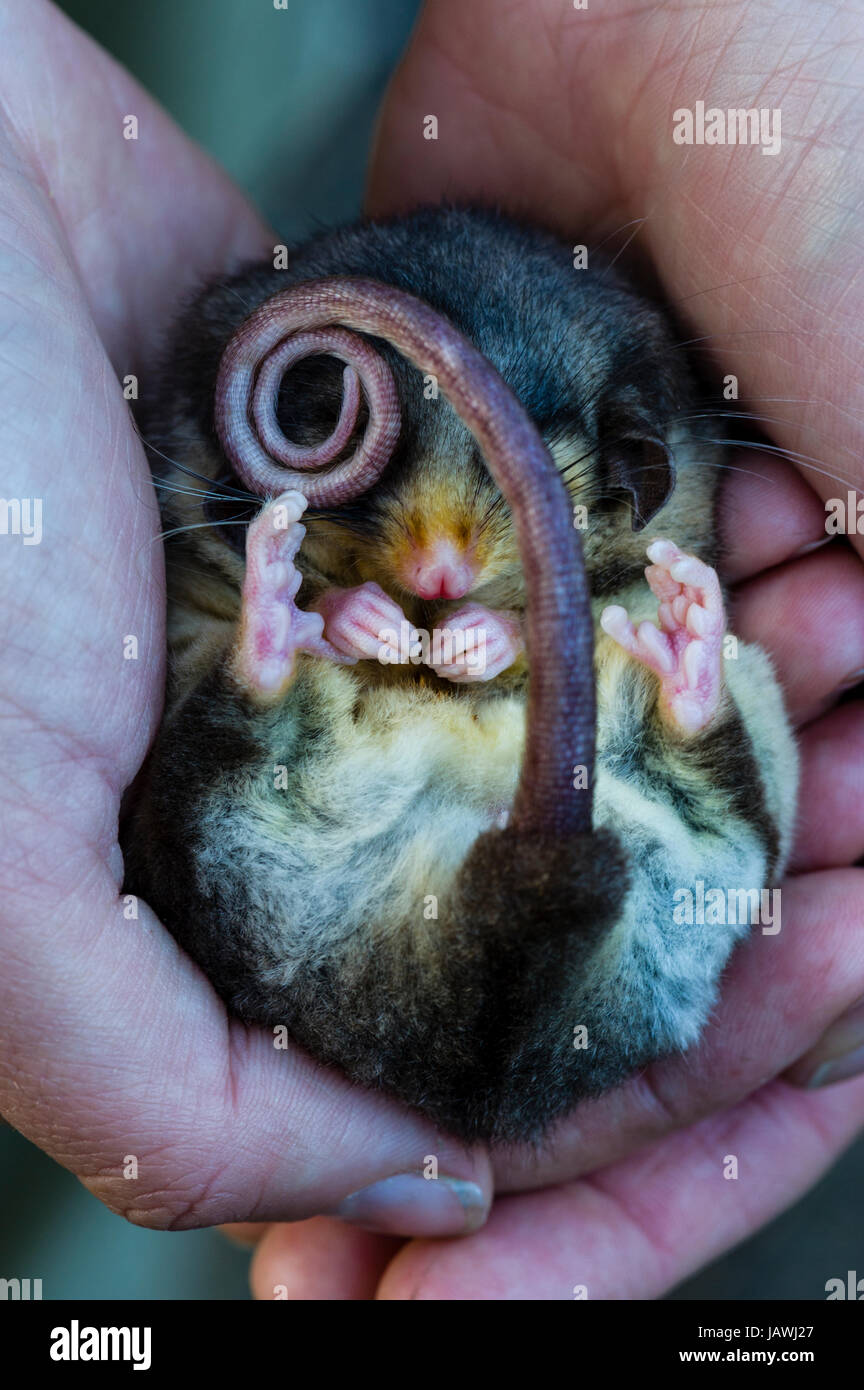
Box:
[784, 996, 864, 1088]
[792, 535, 833, 558]
[334, 1174, 488, 1237]
[838, 668, 864, 694]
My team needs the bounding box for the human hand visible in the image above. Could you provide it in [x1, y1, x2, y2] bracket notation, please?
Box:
[0, 0, 492, 1241]
[249, 0, 864, 1297]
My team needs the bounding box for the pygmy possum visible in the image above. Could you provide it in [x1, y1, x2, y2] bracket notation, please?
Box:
[124, 207, 798, 1143]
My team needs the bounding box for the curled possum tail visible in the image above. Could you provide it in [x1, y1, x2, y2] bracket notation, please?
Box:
[210, 277, 632, 1141]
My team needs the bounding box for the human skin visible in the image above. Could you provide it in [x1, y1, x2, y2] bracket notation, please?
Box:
[0, 0, 862, 1298]
[0, 0, 493, 1241]
[250, 0, 864, 1297]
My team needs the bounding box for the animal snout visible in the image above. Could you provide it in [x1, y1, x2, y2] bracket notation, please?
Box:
[404, 538, 476, 600]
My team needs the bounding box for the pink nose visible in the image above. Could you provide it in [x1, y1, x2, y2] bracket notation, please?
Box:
[407, 540, 476, 600]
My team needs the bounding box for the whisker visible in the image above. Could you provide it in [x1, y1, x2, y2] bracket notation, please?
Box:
[666, 272, 780, 307]
[151, 478, 244, 504]
[220, 283, 257, 314]
[682, 400, 864, 430]
[692, 437, 858, 490]
[671, 327, 818, 352]
[153, 515, 252, 545]
[604, 218, 648, 273]
[136, 430, 257, 501]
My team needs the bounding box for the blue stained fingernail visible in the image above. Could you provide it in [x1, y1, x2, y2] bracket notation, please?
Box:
[334, 1173, 488, 1237]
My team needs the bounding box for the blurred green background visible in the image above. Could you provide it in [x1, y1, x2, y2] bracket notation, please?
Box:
[1, 0, 860, 1301]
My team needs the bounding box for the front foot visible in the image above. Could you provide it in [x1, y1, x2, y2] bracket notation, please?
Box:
[233, 491, 350, 701]
[600, 539, 726, 734]
[427, 603, 523, 684]
[312, 581, 415, 662]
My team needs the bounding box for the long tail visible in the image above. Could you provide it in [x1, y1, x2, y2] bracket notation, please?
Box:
[213, 278, 630, 1141]
[214, 276, 596, 833]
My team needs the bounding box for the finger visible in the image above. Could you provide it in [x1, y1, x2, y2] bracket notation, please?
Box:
[731, 547, 864, 725]
[250, 1218, 401, 1300]
[719, 452, 830, 583]
[0, 93, 493, 1241]
[491, 870, 864, 1192]
[0, 0, 271, 367]
[367, 0, 864, 560]
[367, 0, 626, 239]
[791, 702, 864, 870]
[0, 878, 492, 1236]
[376, 1075, 864, 1299]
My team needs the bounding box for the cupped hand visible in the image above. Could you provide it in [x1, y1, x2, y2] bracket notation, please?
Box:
[0, 0, 492, 1240]
[4, 0, 861, 1298]
[252, 0, 864, 1296]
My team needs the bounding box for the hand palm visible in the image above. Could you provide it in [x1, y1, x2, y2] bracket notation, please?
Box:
[0, 0, 491, 1238]
[1, 0, 862, 1301]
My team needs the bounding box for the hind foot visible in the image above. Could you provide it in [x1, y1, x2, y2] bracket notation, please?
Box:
[600, 539, 726, 734]
[233, 491, 351, 701]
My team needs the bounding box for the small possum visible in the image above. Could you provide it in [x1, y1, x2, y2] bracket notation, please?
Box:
[124, 206, 798, 1144]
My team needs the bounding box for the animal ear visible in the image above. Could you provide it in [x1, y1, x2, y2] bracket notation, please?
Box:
[601, 433, 676, 531]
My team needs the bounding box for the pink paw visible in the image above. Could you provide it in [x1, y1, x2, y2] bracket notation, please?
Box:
[428, 603, 523, 684]
[234, 491, 350, 699]
[313, 581, 414, 662]
[600, 538, 726, 734]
